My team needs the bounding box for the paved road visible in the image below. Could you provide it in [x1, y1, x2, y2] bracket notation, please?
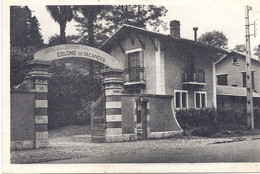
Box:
[48, 139, 260, 163]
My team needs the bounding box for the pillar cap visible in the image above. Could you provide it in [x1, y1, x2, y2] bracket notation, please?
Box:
[101, 68, 124, 74]
[25, 71, 52, 79]
[26, 59, 52, 66]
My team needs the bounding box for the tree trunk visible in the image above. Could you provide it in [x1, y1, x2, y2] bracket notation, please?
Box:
[87, 10, 95, 99]
[60, 22, 66, 44]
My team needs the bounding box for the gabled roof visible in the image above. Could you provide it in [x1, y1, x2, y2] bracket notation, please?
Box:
[99, 24, 228, 54]
[215, 51, 260, 64]
[217, 85, 260, 98]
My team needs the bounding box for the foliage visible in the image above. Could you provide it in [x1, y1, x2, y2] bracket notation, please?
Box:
[47, 34, 80, 46]
[176, 107, 260, 137]
[105, 5, 168, 33]
[232, 44, 260, 57]
[48, 58, 102, 129]
[10, 48, 34, 87]
[46, 6, 74, 44]
[232, 44, 246, 53]
[198, 30, 228, 50]
[254, 107, 260, 129]
[10, 6, 44, 88]
[73, 6, 108, 47]
[253, 44, 260, 57]
[10, 6, 43, 48]
[74, 5, 168, 47]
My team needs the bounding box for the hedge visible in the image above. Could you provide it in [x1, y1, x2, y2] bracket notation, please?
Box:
[176, 107, 260, 137]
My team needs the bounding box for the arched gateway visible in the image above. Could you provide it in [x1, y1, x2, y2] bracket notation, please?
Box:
[13, 44, 125, 148]
[34, 44, 123, 69]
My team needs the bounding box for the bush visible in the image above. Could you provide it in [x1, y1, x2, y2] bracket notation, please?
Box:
[176, 106, 259, 137]
[254, 107, 260, 129]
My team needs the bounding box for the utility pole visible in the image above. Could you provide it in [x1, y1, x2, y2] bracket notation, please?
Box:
[245, 6, 255, 130]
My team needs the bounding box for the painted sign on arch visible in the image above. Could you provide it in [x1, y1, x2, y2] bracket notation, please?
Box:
[34, 44, 124, 69]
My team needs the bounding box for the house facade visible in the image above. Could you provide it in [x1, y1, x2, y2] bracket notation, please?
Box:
[100, 21, 226, 110]
[216, 51, 260, 108]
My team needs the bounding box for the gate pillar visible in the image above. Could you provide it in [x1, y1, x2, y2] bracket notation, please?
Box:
[26, 60, 51, 148]
[101, 68, 124, 142]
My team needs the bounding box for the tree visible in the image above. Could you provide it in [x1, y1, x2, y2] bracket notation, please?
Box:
[48, 58, 102, 128]
[47, 34, 80, 46]
[198, 30, 228, 50]
[28, 16, 44, 47]
[232, 44, 260, 57]
[73, 6, 109, 85]
[105, 5, 168, 34]
[74, 5, 168, 47]
[232, 44, 246, 53]
[253, 44, 260, 57]
[46, 6, 74, 44]
[10, 6, 43, 48]
[10, 6, 44, 88]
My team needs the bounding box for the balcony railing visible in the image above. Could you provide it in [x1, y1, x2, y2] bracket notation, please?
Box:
[182, 68, 206, 84]
[124, 66, 145, 83]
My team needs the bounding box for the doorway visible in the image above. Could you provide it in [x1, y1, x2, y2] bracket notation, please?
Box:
[136, 101, 148, 140]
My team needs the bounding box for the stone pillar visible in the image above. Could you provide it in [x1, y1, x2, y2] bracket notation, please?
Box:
[101, 68, 124, 142]
[26, 60, 51, 148]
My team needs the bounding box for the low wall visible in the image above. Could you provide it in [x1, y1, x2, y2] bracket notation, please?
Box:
[121, 96, 135, 134]
[11, 91, 36, 150]
[148, 95, 182, 132]
[118, 94, 183, 141]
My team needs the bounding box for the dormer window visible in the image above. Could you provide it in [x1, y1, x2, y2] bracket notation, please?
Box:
[232, 56, 238, 65]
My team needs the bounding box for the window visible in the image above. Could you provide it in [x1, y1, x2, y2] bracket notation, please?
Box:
[174, 90, 188, 108]
[125, 49, 144, 83]
[128, 52, 140, 82]
[217, 74, 228, 86]
[242, 71, 255, 89]
[194, 92, 207, 108]
[232, 56, 238, 64]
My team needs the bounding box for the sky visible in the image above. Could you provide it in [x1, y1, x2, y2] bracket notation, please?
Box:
[28, 0, 260, 50]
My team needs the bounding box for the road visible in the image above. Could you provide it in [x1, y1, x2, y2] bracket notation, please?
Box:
[47, 139, 260, 163]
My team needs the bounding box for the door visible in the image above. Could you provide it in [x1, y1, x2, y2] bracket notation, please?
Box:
[141, 101, 148, 139]
[136, 101, 148, 140]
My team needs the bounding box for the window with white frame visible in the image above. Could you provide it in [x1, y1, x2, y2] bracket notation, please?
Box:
[125, 48, 144, 83]
[194, 91, 207, 108]
[174, 90, 188, 108]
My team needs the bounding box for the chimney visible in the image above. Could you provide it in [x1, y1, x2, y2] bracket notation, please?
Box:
[193, 27, 198, 41]
[170, 20, 180, 38]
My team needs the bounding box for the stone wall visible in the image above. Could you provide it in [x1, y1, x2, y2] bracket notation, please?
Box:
[11, 91, 35, 150]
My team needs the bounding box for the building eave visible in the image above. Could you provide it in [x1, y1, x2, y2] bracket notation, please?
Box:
[215, 51, 260, 65]
[99, 24, 229, 55]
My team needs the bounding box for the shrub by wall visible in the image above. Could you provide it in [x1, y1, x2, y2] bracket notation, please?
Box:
[176, 107, 260, 137]
[255, 107, 260, 129]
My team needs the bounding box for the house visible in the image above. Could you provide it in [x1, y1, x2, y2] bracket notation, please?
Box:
[100, 20, 227, 110]
[92, 20, 228, 142]
[215, 51, 260, 108]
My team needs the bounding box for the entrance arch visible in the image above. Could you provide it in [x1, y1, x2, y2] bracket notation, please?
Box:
[34, 44, 124, 69]
[14, 44, 125, 148]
